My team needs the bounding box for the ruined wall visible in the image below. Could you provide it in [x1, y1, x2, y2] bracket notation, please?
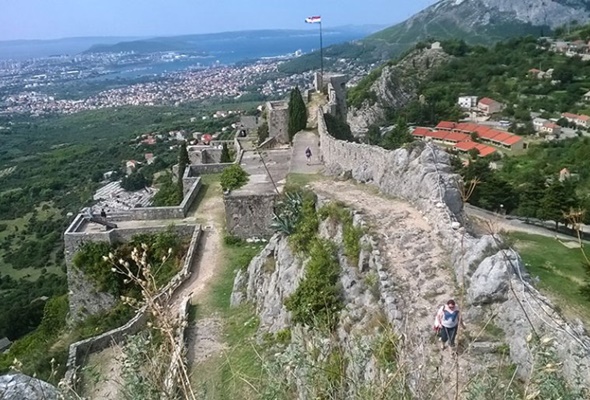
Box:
[224, 193, 277, 239]
[64, 222, 198, 322]
[64, 226, 202, 388]
[105, 177, 202, 221]
[317, 110, 590, 391]
[267, 101, 289, 144]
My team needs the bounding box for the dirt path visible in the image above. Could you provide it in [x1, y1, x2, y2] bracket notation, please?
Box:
[312, 181, 489, 400]
[290, 131, 322, 174]
[82, 186, 224, 400]
[80, 346, 124, 400]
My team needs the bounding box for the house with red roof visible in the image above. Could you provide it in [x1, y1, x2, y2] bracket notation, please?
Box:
[576, 114, 590, 128]
[411, 127, 431, 139]
[454, 141, 497, 158]
[435, 121, 456, 131]
[477, 97, 505, 115]
[540, 122, 561, 136]
[442, 132, 471, 145]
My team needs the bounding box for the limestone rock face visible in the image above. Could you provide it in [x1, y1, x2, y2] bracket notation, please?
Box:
[0, 373, 59, 400]
[468, 250, 520, 305]
[230, 234, 304, 332]
[317, 118, 590, 391]
[347, 48, 452, 133]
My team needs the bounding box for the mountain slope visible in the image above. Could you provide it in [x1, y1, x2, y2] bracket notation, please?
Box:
[370, 0, 590, 46]
[282, 0, 590, 72]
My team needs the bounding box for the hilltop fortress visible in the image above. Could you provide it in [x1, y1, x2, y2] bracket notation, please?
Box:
[61, 74, 590, 397]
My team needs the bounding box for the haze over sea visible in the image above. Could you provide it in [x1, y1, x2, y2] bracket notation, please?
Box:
[0, 27, 372, 64]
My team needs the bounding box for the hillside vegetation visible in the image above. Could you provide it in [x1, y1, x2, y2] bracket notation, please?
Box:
[0, 104, 237, 346]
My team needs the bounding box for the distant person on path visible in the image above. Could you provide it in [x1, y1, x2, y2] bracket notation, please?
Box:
[100, 208, 107, 219]
[305, 146, 312, 165]
[433, 299, 466, 351]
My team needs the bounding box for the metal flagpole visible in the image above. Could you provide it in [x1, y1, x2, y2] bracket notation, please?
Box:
[319, 20, 324, 79]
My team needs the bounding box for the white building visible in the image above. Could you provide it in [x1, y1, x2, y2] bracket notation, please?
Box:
[533, 117, 548, 132]
[458, 96, 478, 109]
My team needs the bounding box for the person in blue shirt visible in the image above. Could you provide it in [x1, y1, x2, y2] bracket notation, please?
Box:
[434, 299, 466, 350]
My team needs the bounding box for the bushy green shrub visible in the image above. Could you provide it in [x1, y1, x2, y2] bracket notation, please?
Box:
[319, 203, 364, 266]
[220, 164, 249, 192]
[289, 195, 319, 253]
[73, 229, 185, 296]
[285, 239, 342, 330]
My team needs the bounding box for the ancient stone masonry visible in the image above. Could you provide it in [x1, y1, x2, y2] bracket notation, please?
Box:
[266, 101, 289, 144]
[315, 72, 348, 119]
[224, 193, 277, 239]
[317, 110, 590, 391]
[63, 226, 202, 389]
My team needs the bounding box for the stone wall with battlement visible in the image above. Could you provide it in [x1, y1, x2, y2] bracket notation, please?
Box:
[224, 193, 277, 239]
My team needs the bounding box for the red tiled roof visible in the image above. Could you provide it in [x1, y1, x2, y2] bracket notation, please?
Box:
[562, 112, 578, 119]
[578, 115, 590, 121]
[478, 97, 499, 106]
[454, 122, 479, 133]
[444, 132, 471, 142]
[455, 141, 478, 151]
[436, 121, 456, 130]
[412, 127, 431, 137]
[478, 129, 502, 140]
[475, 144, 497, 157]
[473, 125, 492, 135]
[490, 132, 513, 143]
[502, 135, 523, 146]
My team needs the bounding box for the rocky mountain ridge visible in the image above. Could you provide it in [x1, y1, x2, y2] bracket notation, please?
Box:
[347, 47, 452, 133]
[370, 0, 590, 56]
[281, 0, 590, 72]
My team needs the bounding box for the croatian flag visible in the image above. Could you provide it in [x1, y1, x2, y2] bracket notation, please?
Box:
[305, 16, 321, 24]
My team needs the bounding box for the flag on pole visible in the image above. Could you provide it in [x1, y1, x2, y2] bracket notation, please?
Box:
[305, 16, 321, 24]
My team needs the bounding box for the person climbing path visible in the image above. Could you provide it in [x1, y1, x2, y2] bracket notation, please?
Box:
[305, 146, 312, 165]
[433, 299, 466, 351]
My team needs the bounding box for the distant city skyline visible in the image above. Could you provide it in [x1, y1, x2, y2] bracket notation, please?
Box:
[0, 0, 437, 41]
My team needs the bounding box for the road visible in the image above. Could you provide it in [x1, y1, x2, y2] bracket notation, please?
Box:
[464, 204, 586, 243]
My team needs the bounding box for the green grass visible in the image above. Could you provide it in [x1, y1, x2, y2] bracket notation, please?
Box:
[189, 174, 222, 218]
[0, 201, 64, 281]
[286, 173, 326, 188]
[508, 232, 590, 324]
[190, 240, 265, 399]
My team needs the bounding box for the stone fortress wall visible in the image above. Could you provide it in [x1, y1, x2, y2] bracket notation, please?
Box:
[64, 226, 202, 390]
[224, 193, 277, 239]
[61, 125, 252, 390]
[317, 109, 590, 390]
[266, 100, 289, 144]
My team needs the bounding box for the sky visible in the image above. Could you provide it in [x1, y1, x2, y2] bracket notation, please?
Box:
[0, 0, 438, 41]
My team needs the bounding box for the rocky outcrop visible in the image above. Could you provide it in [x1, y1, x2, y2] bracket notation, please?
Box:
[0, 373, 58, 400]
[317, 112, 590, 392]
[347, 48, 452, 133]
[231, 234, 305, 332]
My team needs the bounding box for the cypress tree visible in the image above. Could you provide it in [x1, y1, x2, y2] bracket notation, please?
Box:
[220, 143, 232, 163]
[177, 141, 189, 199]
[288, 86, 308, 142]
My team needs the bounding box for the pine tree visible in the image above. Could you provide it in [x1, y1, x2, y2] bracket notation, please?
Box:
[220, 143, 232, 163]
[288, 86, 308, 142]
